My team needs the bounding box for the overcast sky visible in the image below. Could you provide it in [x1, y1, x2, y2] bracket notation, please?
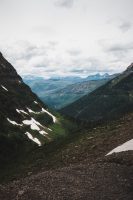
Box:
[0, 0, 133, 77]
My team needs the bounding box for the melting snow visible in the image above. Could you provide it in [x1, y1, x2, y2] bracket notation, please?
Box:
[25, 132, 41, 146]
[106, 139, 133, 155]
[42, 108, 57, 123]
[7, 116, 50, 139]
[23, 118, 49, 135]
[34, 101, 38, 104]
[1, 85, 8, 91]
[23, 118, 40, 131]
[7, 118, 23, 126]
[48, 128, 52, 131]
[27, 108, 36, 114]
[27, 107, 57, 123]
[16, 109, 28, 115]
[39, 130, 48, 136]
[27, 107, 41, 114]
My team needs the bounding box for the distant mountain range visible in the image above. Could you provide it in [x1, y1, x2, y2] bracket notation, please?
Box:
[41, 79, 111, 109]
[23, 73, 117, 109]
[60, 63, 133, 123]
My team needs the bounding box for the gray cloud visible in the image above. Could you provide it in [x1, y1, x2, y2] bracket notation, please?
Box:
[7, 41, 58, 61]
[106, 43, 133, 58]
[98, 39, 133, 72]
[2, 36, 132, 78]
[70, 69, 85, 73]
[99, 39, 133, 56]
[32, 26, 57, 37]
[67, 49, 82, 56]
[54, 0, 74, 8]
[119, 21, 132, 32]
[69, 57, 112, 74]
[2, 40, 111, 77]
[1, 41, 59, 76]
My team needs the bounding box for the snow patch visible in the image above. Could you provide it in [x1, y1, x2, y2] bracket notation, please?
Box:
[16, 109, 28, 115]
[34, 101, 38, 104]
[7, 118, 23, 126]
[25, 132, 41, 146]
[1, 85, 8, 91]
[27, 107, 37, 114]
[23, 118, 49, 135]
[18, 80, 22, 84]
[23, 118, 40, 131]
[42, 108, 57, 123]
[26, 107, 57, 123]
[27, 107, 41, 114]
[39, 130, 48, 136]
[48, 128, 52, 131]
[106, 139, 133, 155]
[7, 116, 50, 140]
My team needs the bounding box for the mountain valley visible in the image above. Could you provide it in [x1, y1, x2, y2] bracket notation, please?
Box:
[23, 73, 116, 109]
[0, 54, 132, 200]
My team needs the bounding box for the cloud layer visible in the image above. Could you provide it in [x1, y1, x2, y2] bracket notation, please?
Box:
[119, 21, 132, 32]
[2, 39, 132, 78]
[54, 0, 74, 8]
[0, 0, 133, 78]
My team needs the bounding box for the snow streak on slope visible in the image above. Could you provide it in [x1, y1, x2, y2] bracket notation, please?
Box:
[7, 118, 23, 126]
[1, 85, 8, 91]
[16, 109, 28, 115]
[25, 132, 41, 146]
[42, 108, 57, 123]
[26, 107, 57, 123]
[107, 139, 133, 155]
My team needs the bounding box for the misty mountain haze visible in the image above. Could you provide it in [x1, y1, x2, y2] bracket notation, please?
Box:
[23, 73, 117, 109]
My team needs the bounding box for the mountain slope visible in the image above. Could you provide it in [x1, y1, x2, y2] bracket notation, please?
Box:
[60, 64, 133, 122]
[0, 53, 66, 165]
